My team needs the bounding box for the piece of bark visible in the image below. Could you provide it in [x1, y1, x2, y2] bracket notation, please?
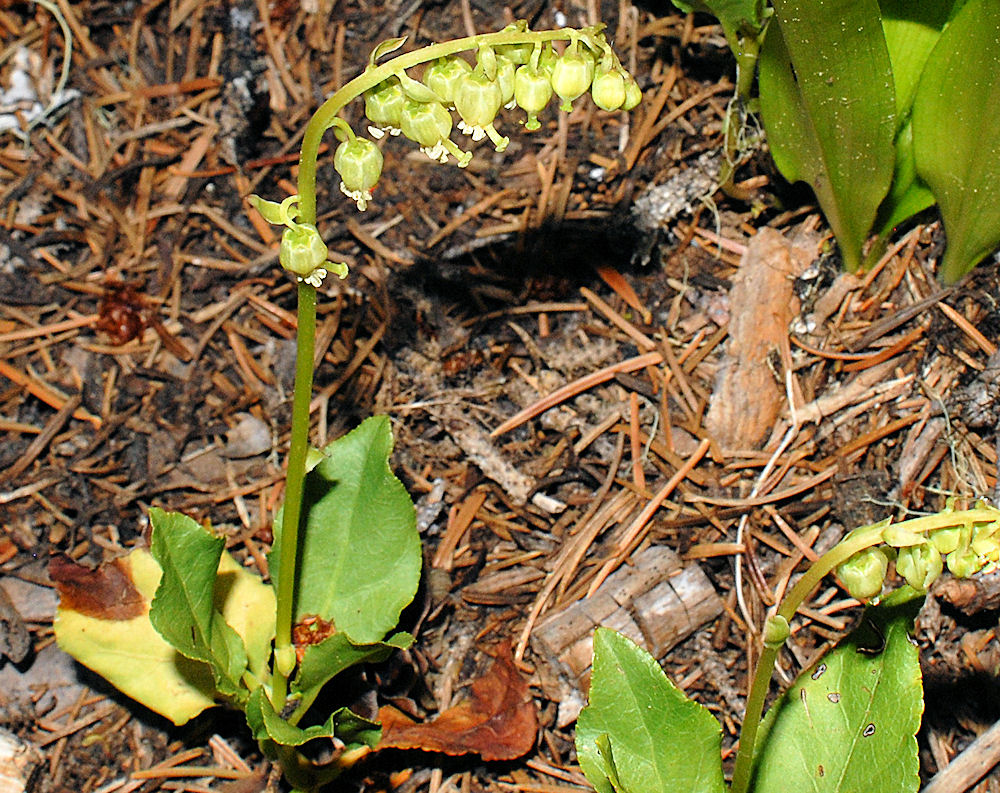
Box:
[531, 545, 722, 726]
[706, 227, 817, 448]
[0, 727, 41, 793]
[934, 569, 1000, 615]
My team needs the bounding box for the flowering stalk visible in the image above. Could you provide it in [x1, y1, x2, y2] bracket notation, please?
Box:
[730, 503, 1000, 793]
[250, 21, 641, 715]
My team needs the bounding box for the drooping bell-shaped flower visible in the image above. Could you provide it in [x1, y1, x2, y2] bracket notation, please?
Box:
[334, 136, 383, 211]
[423, 56, 472, 107]
[895, 541, 943, 591]
[280, 224, 328, 279]
[514, 64, 552, 131]
[551, 41, 595, 111]
[496, 56, 516, 108]
[621, 73, 643, 111]
[454, 71, 509, 152]
[497, 39, 533, 65]
[836, 546, 888, 600]
[591, 64, 627, 112]
[364, 77, 406, 137]
[399, 99, 472, 166]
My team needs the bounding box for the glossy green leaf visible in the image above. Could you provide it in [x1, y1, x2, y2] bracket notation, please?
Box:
[913, 0, 1000, 282]
[293, 632, 412, 708]
[270, 416, 420, 644]
[214, 551, 276, 681]
[576, 628, 725, 793]
[759, 1, 896, 271]
[53, 548, 218, 725]
[246, 688, 381, 749]
[872, 0, 962, 237]
[149, 509, 248, 699]
[750, 589, 924, 793]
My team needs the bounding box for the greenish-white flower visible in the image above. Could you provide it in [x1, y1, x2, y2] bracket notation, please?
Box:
[514, 64, 553, 131]
[836, 546, 889, 600]
[333, 136, 384, 211]
[364, 77, 405, 136]
[551, 43, 595, 111]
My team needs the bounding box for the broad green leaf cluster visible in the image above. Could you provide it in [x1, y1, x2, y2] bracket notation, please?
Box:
[670, 0, 1000, 281]
[55, 417, 420, 788]
[577, 503, 1000, 793]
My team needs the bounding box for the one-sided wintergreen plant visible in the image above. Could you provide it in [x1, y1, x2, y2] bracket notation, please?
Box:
[667, 0, 1000, 281]
[576, 500, 1000, 793]
[51, 20, 640, 793]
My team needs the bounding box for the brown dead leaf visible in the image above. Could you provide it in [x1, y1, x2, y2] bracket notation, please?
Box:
[48, 554, 146, 620]
[377, 642, 537, 761]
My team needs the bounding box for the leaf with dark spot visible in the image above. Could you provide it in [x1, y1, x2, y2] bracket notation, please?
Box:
[377, 642, 537, 761]
[48, 553, 145, 620]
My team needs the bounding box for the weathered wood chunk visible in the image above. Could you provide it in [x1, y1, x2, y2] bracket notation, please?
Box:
[532, 545, 722, 726]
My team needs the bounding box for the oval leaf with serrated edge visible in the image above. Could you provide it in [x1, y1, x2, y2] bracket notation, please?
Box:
[270, 416, 420, 644]
[576, 628, 725, 793]
[913, 0, 1000, 283]
[750, 589, 923, 793]
[246, 687, 380, 749]
[759, 0, 896, 271]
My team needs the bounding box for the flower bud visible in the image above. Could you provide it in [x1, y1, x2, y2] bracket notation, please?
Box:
[837, 546, 888, 600]
[514, 64, 553, 131]
[497, 40, 533, 65]
[895, 541, 943, 591]
[280, 225, 328, 279]
[971, 522, 1000, 561]
[496, 56, 516, 106]
[423, 56, 472, 106]
[551, 44, 595, 111]
[364, 77, 405, 134]
[763, 614, 789, 648]
[946, 546, 980, 578]
[929, 526, 962, 554]
[591, 65, 627, 111]
[621, 73, 643, 111]
[334, 136, 383, 211]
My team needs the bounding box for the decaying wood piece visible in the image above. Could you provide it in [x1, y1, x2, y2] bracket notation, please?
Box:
[0, 728, 41, 793]
[532, 545, 722, 726]
[705, 227, 818, 448]
[934, 569, 1000, 615]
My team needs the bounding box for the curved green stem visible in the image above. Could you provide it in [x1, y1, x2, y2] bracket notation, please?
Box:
[729, 507, 1000, 793]
[295, 26, 604, 224]
[272, 281, 318, 711]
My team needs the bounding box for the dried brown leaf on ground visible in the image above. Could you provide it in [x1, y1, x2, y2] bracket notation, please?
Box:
[705, 226, 818, 448]
[376, 642, 537, 761]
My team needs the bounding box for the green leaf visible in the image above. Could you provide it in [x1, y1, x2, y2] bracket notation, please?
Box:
[53, 548, 218, 725]
[667, 0, 766, 40]
[912, 0, 1000, 282]
[246, 687, 381, 749]
[576, 628, 725, 793]
[149, 509, 248, 699]
[270, 416, 420, 644]
[293, 632, 412, 708]
[872, 0, 963, 238]
[750, 589, 924, 793]
[214, 552, 276, 681]
[368, 36, 407, 67]
[759, 0, 896, 271]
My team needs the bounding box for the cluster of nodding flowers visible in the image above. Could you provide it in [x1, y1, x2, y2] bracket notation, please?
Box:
[836, 500, 1000, 601]
[250, 22, 638, 289]
[337, 22, 640, 210]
